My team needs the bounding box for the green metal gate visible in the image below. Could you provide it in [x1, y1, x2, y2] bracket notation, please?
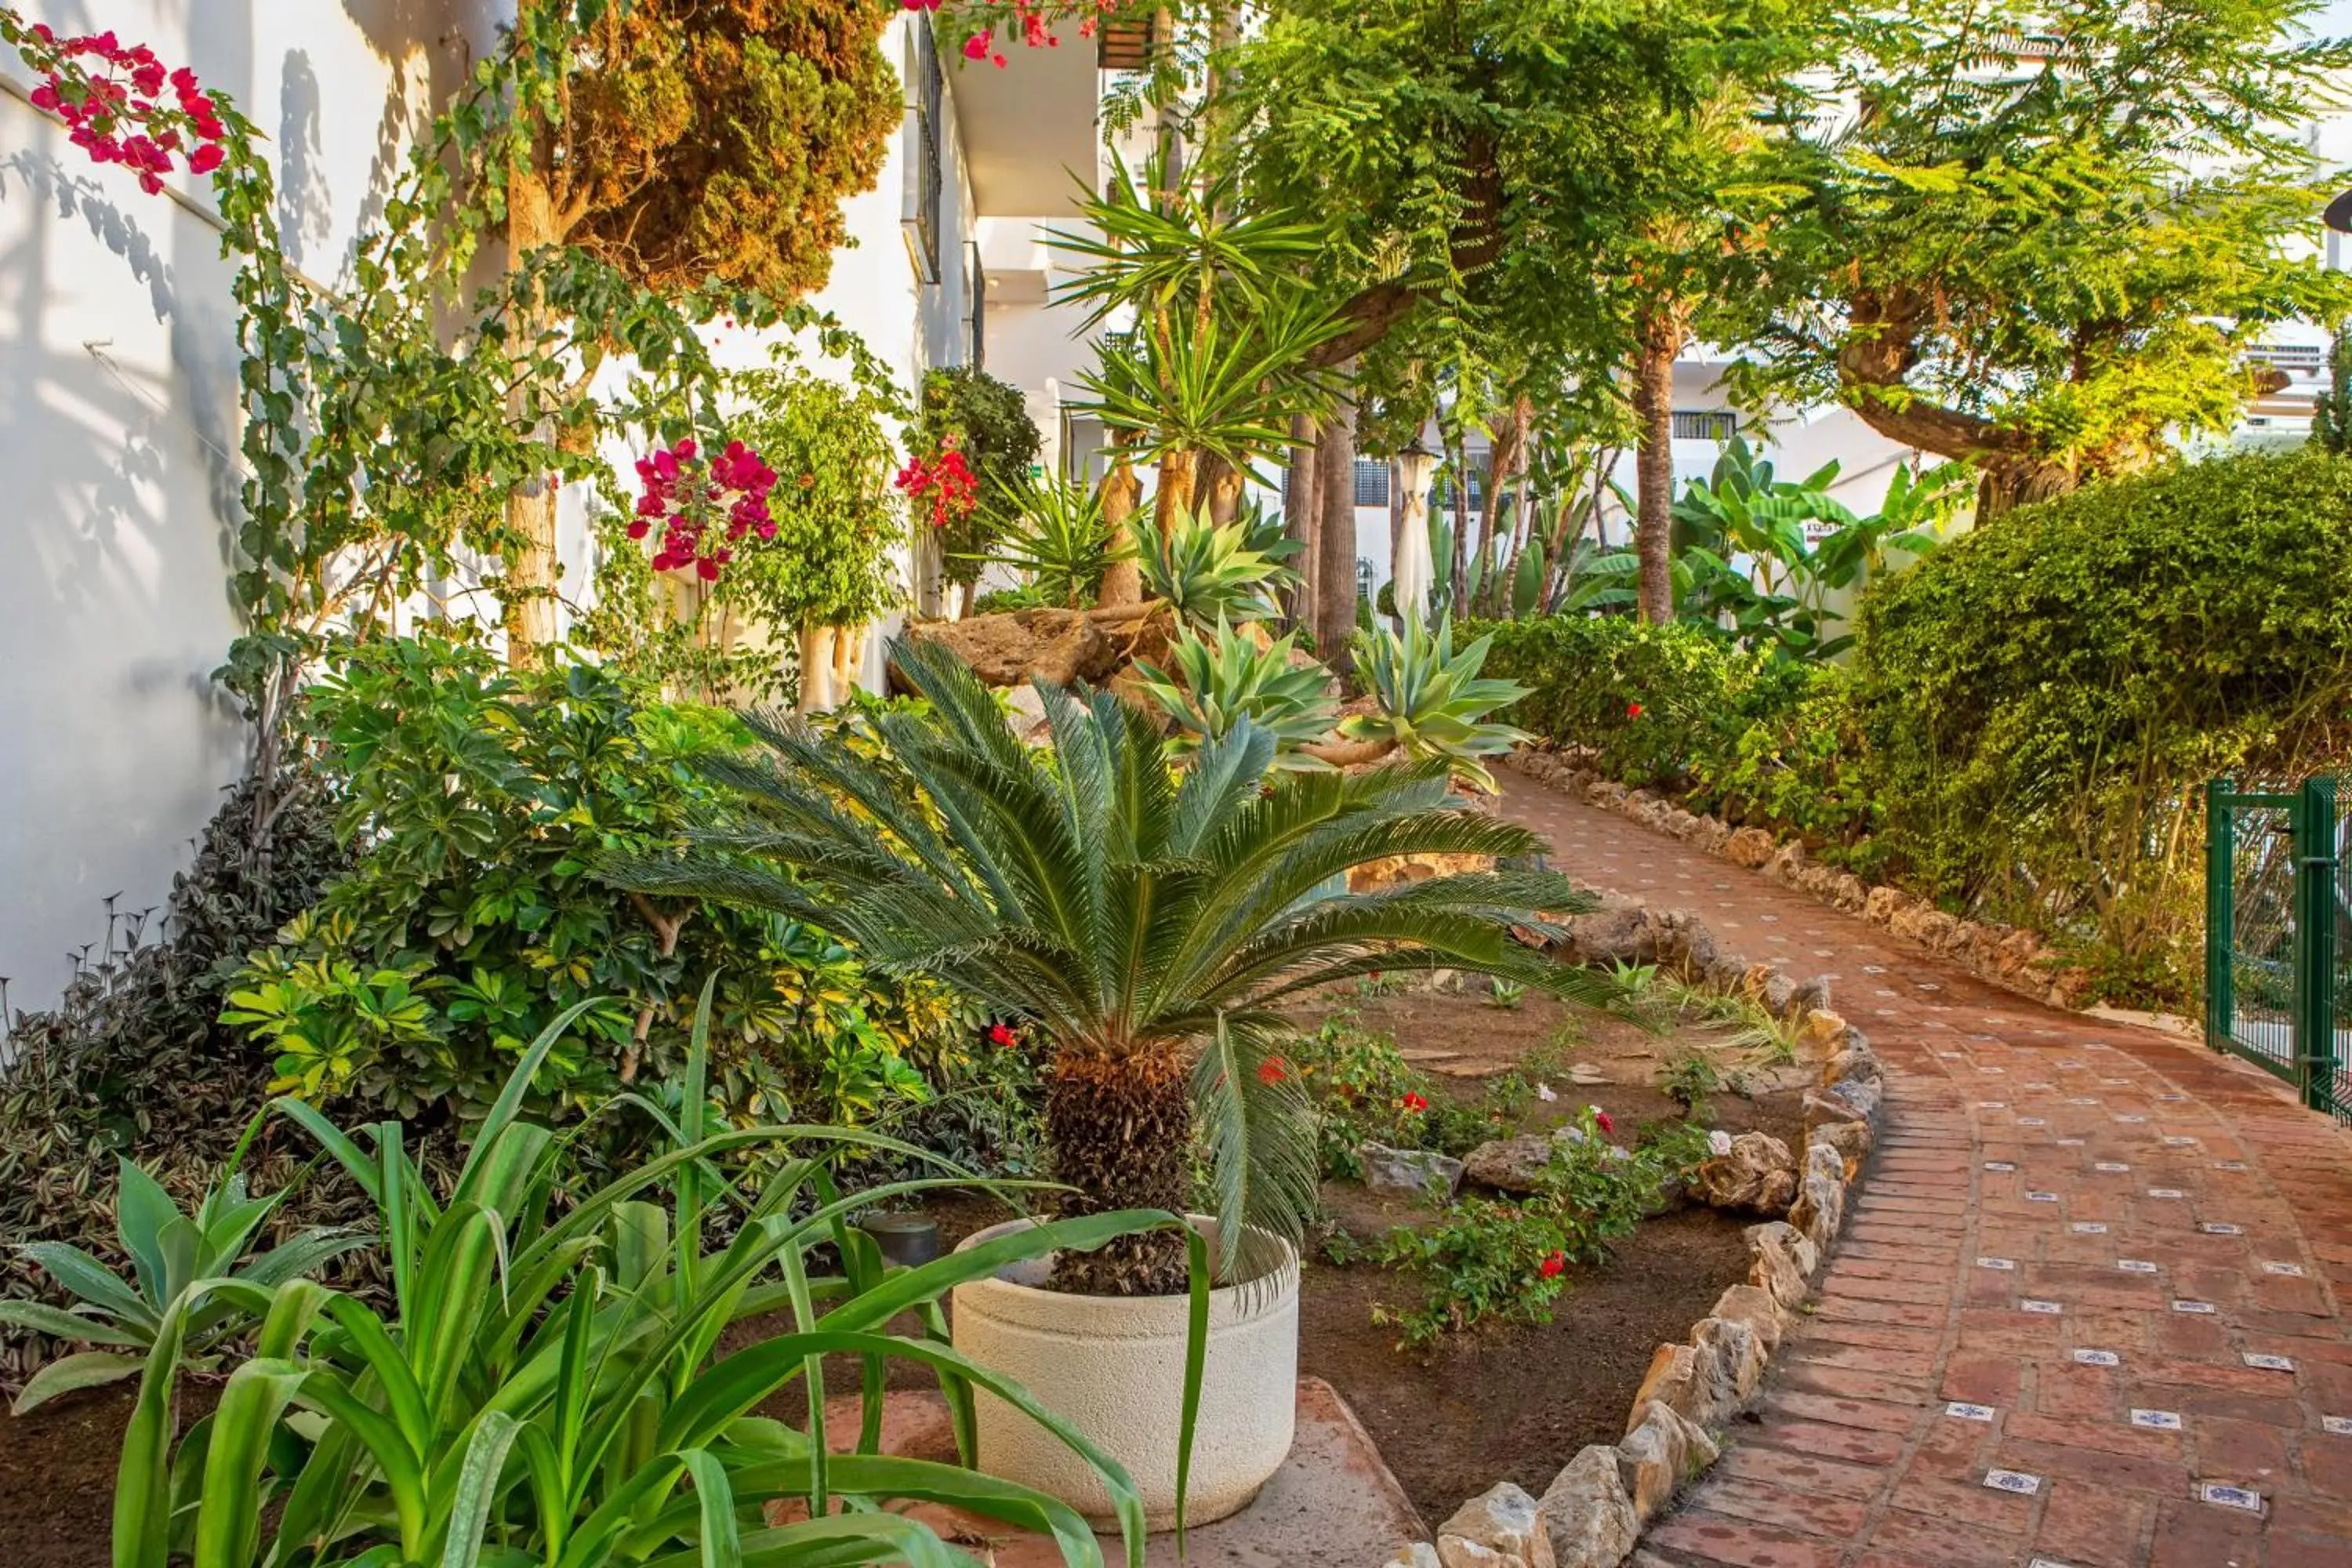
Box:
[2205, 776, 2348, 1121]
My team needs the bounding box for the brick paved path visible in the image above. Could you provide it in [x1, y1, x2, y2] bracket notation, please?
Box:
[1498, 775, 2352, 1568]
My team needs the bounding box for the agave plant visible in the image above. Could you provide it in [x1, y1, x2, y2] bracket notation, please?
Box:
[0, 1123, 365, 1413]
[1341, 613, 1534, 792]
[980, 473, 1124, 608]
[613, 639, 1606, 1299]
[1135, 508, 1295, 630]
[97, 996, 1203, 1568]
[1131, 615, 1338, 768]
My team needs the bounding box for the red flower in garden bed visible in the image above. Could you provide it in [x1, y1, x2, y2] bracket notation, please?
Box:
[1400, 1091, 1428, 1113]
[1625, 702, 1643, 719]
[1538, 1250, 1566, 1279]
[1258, 1056, 1290, 1086]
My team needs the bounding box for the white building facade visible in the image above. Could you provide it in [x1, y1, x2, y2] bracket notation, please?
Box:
[0, 4, 1109, 1010]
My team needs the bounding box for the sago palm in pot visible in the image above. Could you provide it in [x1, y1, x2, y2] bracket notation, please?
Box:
[615, 638, 1603, 1297]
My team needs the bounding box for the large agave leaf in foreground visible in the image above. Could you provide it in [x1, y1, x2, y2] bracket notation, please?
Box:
[610, 637, 1607, 1287]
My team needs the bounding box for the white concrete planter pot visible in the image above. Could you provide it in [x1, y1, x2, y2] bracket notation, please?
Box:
[949, 1216, 1299, 1530]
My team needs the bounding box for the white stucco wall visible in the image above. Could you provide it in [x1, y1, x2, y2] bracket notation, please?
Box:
[0, 7, 1024, 1010]
[0, 2, 501, 1011]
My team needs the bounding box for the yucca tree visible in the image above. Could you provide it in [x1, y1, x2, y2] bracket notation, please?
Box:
[615, 640, 1602, 1297]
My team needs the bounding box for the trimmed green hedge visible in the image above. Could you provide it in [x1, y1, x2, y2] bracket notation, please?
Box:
[1477, 617, 1876, 854]
[1479, 449, 2352, 1007]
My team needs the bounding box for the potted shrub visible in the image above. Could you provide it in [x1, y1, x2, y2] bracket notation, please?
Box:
[618, 639, 1605, 1525]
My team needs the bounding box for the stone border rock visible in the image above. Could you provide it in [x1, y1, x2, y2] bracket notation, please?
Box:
[1504, 748, 2095, 1011]
[1379, 997, 1889, 1568]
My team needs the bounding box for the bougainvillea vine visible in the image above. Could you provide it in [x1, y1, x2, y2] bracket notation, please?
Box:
[13, 23, 228, 192]
[632, 437, 780, 580]
[895, 434, 981, 528]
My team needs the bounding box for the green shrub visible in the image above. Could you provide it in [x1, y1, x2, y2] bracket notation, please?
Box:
[1853, 449, 2352, 998]
[0, 766, 354, 1390]
[223, 633, 962, 1125]
[1371, 1108, 1708, 1348]
[1475, 616, 1859, 839]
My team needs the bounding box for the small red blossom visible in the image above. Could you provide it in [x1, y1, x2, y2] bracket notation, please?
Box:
[963, 28, 993, 60]
[1591, 1106, 1615, 1135]
[1625, 702, 1643, 719]
[1401, 1091, 1429, 1114]
[1257, 1056, 1290, 1086]
[987, 1022, 1018, 1047]
[1538, 1250, 1566, 1279]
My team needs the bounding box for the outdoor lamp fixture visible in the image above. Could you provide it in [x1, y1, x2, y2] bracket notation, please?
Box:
[2327, 187, 2352, 234]
[1391, 440, 1439, 626]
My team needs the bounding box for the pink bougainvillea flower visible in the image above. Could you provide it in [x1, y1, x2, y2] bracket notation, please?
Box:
[963, 29, 992, 60]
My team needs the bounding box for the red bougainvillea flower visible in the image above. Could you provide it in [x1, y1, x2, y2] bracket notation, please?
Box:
[1257, 1056, 1290, 1086]
[1592, 1106, 1616, 1135]
[16, 27, 234, 193]
[631, 435, 778, 579]
[1539, 1250, 1566, 1279]
[987, 1022, 1018, 1047]
[1401, 1091, 1429, 1113]
[962, 28, 993, 59]
[1625, 702, 1643, 718]
[895, 434, 980, 528]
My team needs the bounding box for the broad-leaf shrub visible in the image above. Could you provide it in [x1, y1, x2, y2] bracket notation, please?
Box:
[1852, 449, 2352, 997]
[1479, 452, 2352, 1005]
[0, 768, 351, 1390]
[225, 633, 960, 1122]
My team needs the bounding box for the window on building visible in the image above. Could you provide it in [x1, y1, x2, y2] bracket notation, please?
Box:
[965, 240, 985, 366]
[909, 24, 943, 284]
[1356, 557, 1377, 602]
[1671, 410, 1737, 441]
[1352, 459, 1391, 508]
[1432, 474, 1485, 511]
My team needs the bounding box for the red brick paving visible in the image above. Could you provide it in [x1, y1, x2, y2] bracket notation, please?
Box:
[1498, 775, 2352, 1568]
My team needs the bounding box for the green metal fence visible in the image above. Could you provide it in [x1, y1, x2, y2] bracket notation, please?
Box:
[2205, 776, 2348, 1121]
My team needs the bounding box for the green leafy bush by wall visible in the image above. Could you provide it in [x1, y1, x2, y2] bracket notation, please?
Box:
[223, 633, 963, 1125]
[1851, 448, 2352, 1000]
[919, 365, 1044, 602]
[0, 765, 353, 1388]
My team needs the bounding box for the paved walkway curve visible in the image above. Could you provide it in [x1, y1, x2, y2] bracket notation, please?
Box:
[1497, 775, 2352, 1568]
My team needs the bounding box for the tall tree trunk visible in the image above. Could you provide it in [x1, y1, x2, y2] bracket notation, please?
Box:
[1476, 398, 1530, 618]
[1197, 451, 1243, 524]
[1632, 306, 1685, 625]
[1045, 1045, 1194, 1296]
[1448, 436, 1471, 611]
[1152, 448, 1198, 536]
[797, 622, 835, 715]
[1283, 414, 1320, 631]
[503, 171, 564, 665]
[1315, 373, 1359, 674]
[1096, 434, 1145, 608]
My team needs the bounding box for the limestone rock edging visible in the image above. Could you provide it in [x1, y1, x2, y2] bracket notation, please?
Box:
[1501, 748, 2094, 1011]
[1386, 1022, 1886, 1568]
